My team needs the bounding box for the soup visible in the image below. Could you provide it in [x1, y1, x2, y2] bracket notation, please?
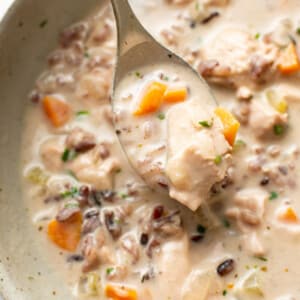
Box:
[22, 0, 300, 299]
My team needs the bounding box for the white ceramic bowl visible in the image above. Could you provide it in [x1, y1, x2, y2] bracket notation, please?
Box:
[0, 1, 104, 298]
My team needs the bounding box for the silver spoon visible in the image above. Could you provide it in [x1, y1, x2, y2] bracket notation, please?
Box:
[110, 0, 216, 190]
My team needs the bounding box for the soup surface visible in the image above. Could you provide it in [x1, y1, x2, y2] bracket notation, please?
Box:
[22, 0, 300, 299]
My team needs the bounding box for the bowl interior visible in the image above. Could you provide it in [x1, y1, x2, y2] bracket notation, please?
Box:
[0, 0, 104, 299]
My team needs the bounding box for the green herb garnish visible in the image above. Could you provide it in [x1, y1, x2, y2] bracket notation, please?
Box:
[157, 112, 165, 120]
[214, 155, 222, 165]
[222, 290, 227, 296]
[84, 52, 90, 58]
[255, 256, 268, 262]
[60, 186, 79, 198]
[120, 193, 128, 199]
[269, 191, 278, 200]
[76, 110, 89, 116]
[106, 267, 114, 275]
[135, 71, 142, 78]
[61, 148, 77, 162]
[199, 120, 213, 128]
[162, 75, 169, 81]
[39, 19, 48, 28]
[197, 224, 207, 234]
[255, 33, 261, 39]
[273, 124, 284, 136]
[297, 28, 300, 35]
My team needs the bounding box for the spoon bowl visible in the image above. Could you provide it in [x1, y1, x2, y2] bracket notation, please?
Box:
[110, 0, 216, 190]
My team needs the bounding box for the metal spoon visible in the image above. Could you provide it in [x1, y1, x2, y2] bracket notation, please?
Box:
[110, 0, 216, 190]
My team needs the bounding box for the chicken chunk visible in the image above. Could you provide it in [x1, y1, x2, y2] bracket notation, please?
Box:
[249, 100, 288, 138]
[68, 144, 120, 190]
[181, 269, 223, 300]
[242, 232, 266, 256]
[40, 137, 65, 172]
[165, 100, 232, 211]
[156, 234, 191, 298]
[198, 29, 279, 87]
[76, 68, 112, 102]
[226, 188, 268, 230]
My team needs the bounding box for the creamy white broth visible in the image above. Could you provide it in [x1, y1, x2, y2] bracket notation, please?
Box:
[21, 0, 300, 299]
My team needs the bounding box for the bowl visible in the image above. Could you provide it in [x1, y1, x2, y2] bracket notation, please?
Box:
[0, 0, 104, 298]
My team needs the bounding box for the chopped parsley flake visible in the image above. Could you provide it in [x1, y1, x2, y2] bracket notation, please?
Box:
[255, 256, 268, 262]
[199, 120, 213, 128]
[214, 155, 222, 165]
[255, 33, 261, 39]
[135, 71, 143, 78]
[197, 224, 207, 234]
[273, 124, 284, 136]
[120, 193, 128, 199]
[61, 148, 77, 162]
[269, 191, 278, 200]
[222, 290, 227, 296]
[39, 19, 48, 28]
[162, 75, 169, 81]
[106, 267, 114, 275]
[60, 187, 79, 199]
[297, 27, 300, 35]
[157, 112, 165, 120]
[84, 52, 90, 58]
[76, 110, 89, 116]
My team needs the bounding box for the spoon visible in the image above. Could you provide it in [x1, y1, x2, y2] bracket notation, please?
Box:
[110, 0, 216, 190]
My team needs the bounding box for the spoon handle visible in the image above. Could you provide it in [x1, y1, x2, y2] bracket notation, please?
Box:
[110, 0, 152, 56]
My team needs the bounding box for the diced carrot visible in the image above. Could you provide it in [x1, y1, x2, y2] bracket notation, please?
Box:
[105, 284, 137, 300]
[278, 43, 300, 75]
[278, 207, 298, 223]
[47, 212, 82, 252]
[214, 107, 240, 146]
[163, 87, 187, 104]
[134, 82, 167, 116]
[42, 96, 71, 127]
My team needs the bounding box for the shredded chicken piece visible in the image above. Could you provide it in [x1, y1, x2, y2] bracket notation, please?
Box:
[166, 99, 232, 211]
[198, 29, 279, 88]
[68, 144, 120, 190]
[226, 188, 268, 231]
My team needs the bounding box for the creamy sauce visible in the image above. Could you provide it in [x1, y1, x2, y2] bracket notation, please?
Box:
[21, 0, 300, 299]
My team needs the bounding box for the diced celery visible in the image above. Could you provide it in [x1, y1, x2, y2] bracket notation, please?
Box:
[266, 89, 288, 114]
[234, 269, 264, 298]
[26, 166, 49, 185]
[77, 272, 101, 297]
